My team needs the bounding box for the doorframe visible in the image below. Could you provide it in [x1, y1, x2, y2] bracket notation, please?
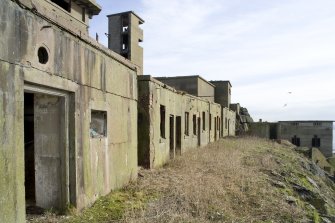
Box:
[24, 83, 71, 209]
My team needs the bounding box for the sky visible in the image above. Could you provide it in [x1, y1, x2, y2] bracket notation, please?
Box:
[89, 0, 335, 148]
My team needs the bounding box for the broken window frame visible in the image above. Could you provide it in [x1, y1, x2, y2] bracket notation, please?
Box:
[90, 110, 107, 138]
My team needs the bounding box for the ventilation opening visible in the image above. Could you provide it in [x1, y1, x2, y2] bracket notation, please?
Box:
[38, 47, 49, 64]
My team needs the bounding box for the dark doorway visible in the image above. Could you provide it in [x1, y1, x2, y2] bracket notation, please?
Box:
[169, 115, 175, 159]
[228, 119, 230, 136]
[197, 117, 201, 146]
[176, 116, 182, 155]
[214, 117, 217, 140]
[24, 90, 68, 213]
[24, 93, 36, 209]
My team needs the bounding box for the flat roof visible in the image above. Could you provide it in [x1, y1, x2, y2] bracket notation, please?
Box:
[210, 80, 232, 87]
[155, 75, 216, 88]
[107, 11, 145, 24]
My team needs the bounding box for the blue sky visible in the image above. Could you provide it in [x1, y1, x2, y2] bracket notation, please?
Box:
[89, 1, 335, 128]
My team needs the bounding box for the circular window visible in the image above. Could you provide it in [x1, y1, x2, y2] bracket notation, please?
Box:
[38, 47, 49, 64]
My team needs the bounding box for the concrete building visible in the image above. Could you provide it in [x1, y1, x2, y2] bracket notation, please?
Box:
[248, 121, 333, 158]
[278, 121, 334, 158]
[0, 1, 140, 222]
[0, 1, 238, 222]
[155, 75, 216, 102]
[138, 76, 226, 169]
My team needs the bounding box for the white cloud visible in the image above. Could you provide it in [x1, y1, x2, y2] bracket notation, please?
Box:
[90, 0, 335, 124]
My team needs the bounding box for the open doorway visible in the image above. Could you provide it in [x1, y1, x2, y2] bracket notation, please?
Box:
[24, 87, 70, 214]
[169, 115, 175, 159]
[176, 116, 181, 155]
[197, 117, 201, 146]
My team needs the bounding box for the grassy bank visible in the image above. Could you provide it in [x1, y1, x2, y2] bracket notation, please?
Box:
[29, 137, 335, 222]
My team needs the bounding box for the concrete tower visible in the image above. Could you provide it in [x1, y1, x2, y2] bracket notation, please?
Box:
[210, 81, 232, 109]
[107, 11, 144, 75]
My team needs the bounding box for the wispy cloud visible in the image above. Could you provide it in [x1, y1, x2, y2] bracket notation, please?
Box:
[90, 0, 335, 123]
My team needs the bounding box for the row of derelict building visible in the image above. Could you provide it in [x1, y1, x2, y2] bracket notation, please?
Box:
[1, 1, 333, 222]
[0, 1, 236, 222]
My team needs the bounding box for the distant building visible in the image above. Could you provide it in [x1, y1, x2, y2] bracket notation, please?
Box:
[249, 120, 334, 158]
[155, 75, 216, 102]
[278, 121, 334, 158]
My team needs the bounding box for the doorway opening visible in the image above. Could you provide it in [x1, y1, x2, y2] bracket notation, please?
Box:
[176, 116, 181, 155]
[24, 93, 36, 212]
[24, 88, 70, 215]
[169, 115, 175, 159]
[197, 117, 201, 146]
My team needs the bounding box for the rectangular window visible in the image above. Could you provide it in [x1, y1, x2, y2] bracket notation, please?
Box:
[193, 115, 197, 135]
[90, 110, 107, 138]
[225, 118, 228, 129]
[291, 135, 301, 146]
[51, 0, 71, 12]
[202, 112, 206, 131]
[82, 7, 86, 22]
[312, 135, 321, 147]
[217, 116, 220, 130]
[160, 105, 166, 138]
[184, 112, 189, 135]
[209, 114, 212, 130]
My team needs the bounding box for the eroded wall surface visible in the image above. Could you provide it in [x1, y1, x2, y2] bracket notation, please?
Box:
[278, 122, 333, 157]
[138, 76, 222, 169]
[0, 1, 138, 222]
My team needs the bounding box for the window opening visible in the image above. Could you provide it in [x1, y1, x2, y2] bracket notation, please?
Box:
[160, 105, 166, 138]
[312, 135, 321, 147]
[291, 135, 301, 146]
[90, 110, 107, 138]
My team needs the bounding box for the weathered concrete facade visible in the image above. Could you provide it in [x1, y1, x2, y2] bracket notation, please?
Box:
[0, 1, 239, 222]
[156, 76, 215, 102]
[248, 121, 333, 158]
[278, 121, 333, 158]
[0, 1, 139, 222]
[210, 81, 231, 109]
[138, 76, 224, 168]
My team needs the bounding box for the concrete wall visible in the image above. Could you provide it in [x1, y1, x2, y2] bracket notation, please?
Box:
[0, 1, 138, 222]
[138, 76, 221, 169]
[278, 121, 333, 157]
[249, 123, 271, 138]
[222, 108, 236, 137]
[155, 76, 215, 102]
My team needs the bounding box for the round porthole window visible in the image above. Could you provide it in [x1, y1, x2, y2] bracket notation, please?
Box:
[38, 47, 49, 64]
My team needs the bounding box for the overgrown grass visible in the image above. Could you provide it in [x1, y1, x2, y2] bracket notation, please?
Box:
[28, 137, 335, 223]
